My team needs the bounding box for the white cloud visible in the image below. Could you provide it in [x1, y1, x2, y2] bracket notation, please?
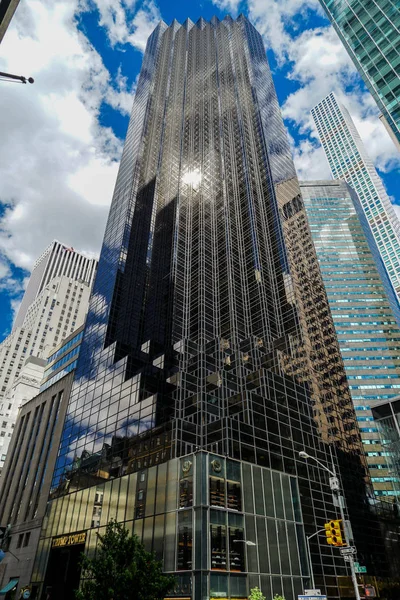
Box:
[247, 0, 321, 59]
[87, 0, 161, 52]
[280, 25, 400, 177]
[241, 1, 400, 182]
[105, 67, 138, 116]
[0, 0, 129, 276]
[0, 256, 26, 329]
[86, 0, 131, 46]
[291, 138, 332, 181]
[127, 1, 162, 51]
[211, 0, 242, 15]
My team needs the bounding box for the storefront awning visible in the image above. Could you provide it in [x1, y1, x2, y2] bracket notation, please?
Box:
[0, 579, 18, 595]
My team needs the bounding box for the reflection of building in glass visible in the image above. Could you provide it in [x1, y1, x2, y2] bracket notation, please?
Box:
[372, 398, 400, 493]
[318, 0, 400, 148]
[40, 325, 84, 392]
[31, 16, 398, 600]
[300, 180, 400, 499]
[312, 93, 400, 302]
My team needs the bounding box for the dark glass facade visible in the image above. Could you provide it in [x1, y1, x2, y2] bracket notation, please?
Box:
[32, 15, 389, 600]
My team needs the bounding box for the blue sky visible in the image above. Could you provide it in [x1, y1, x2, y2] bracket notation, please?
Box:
[0, 0, 399, 339]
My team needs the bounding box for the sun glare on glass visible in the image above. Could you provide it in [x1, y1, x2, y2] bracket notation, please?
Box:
[181, 169, 202, 186]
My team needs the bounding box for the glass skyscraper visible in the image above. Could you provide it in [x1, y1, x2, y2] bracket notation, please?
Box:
[312, 92, 400, 302]
[318, 0, 400, 147]
[29, 17, 389, 600]
[300, 179, 400, 498]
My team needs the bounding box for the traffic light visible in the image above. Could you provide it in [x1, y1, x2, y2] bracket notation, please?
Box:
[363, 585, 376, 598]
[324, 519, 346, 546]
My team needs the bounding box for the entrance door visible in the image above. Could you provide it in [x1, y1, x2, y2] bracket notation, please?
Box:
[42, 543, 84, 600]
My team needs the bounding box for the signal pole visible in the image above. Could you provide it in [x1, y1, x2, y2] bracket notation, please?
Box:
[299, 451, 361, 600]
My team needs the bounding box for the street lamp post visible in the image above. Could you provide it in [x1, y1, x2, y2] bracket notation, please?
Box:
[0, 71, 34, 84]
[299, 450, 361, 600]
[305, 529, 326, 590]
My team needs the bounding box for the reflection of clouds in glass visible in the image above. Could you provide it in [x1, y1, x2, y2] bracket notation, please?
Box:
[61, 384, 156, 469]
[89, 291, 109, 319]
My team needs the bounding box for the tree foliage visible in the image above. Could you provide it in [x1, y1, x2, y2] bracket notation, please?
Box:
[76, 520, 176, 600]
[248, 588, 285, 600]
[248, 587, 266, 600]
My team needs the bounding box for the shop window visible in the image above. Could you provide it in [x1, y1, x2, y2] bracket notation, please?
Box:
[211, 525, 227, 570]
[177, 512, 193, 571]
[179, 479, 193, 508]
[210, 573, 228, 598]
[229, 527, 245, 572]
[210, 477, 225, 507]
[227, 481, 241, 511]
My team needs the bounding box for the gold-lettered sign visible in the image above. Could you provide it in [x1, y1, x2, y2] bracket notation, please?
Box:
[52, 531, 87, 548]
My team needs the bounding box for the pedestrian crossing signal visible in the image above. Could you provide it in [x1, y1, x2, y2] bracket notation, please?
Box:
[324, 519, 346, 547]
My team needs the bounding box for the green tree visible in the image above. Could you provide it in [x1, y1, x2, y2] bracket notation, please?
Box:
[76, 520, 176, 600]
[248, 587, 266, 600]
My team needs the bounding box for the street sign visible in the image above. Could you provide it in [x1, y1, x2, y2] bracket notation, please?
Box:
[299, 596, 327, 600]
[354, 562, 367, 573]
[339, 546, 357, 556]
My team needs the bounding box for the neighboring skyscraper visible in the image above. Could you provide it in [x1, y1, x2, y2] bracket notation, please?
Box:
[372, 397, 400, 493]
[300, 179, 400, 498]
[31, 17, 389, 600]
[0, 356, 46, 470]
[318, 0, 400, 147]
[0, 245, 95, 470]
[14, 240, 97, 329]
[312, 92, 400, 301]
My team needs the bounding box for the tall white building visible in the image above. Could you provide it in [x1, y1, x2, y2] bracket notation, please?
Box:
[0, 243, 97, 470]
[311, 92, 400, 302]
[0, 356, 45, 467]
[14, 241, 97, 329]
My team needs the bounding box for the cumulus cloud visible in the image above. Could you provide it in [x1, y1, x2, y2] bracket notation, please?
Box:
[127, 1, 162, 51]
[290, 138, 332, 181]
[247, 0, 321, 59]
[105, 67, 138, 116]
[0, 0, 129, 275]
[237, 0, 400, 183]
[281, 25, 400, 176]
[0, 255, 27, 326]
[212, 0, 242, 15]
[87, 0, 161, 52]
